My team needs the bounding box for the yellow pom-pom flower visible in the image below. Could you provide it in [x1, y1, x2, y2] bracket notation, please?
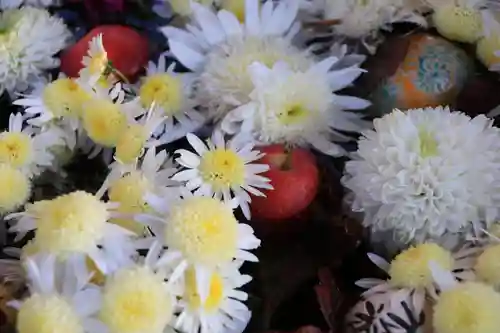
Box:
[0, 131, 33, 168]
[475, 244, 500, 287]
[432, 6, 483, 43]
[165, 196, 239, 266]
[81, 98, 127, 147]
[476, 34, 500, 68]
[42, 78, 90, 118]
[433, 282, 500, 333]
[108, 172, 151, 235]
[34, 191, 110, 256]
[17, 294, 84, 333]
[99, 266, 173, 333]
[0, 164, 31, 213]
[115, 124, 148, 164]
[389, 243, 454, 289]
[139, 73, 184, 115]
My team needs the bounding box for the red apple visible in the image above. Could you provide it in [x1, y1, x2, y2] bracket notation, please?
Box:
[60, 25, 149, 83]
[251, 144, 319, 221]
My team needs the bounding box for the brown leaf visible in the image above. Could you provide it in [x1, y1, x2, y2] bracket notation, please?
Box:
[256, 239, 319, 330]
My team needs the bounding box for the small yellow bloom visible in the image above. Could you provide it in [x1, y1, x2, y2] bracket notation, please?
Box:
[139, 74, 183, 115]
[433, 282, 500, 333]
[115, 124, 148, 164]
[81, 99, 127, 147]
[432, 6, 483, 43]
[42, 78, 90, 118]
[476, 35, 500, 69]
[198, 149, 246, 192]
[475, 244, 500, 287]
[0, 132, 32, 168]
[389, 243, 454, 289]
[0, 164, 31, 214]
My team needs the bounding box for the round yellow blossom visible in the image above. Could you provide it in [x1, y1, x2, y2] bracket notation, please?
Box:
[389, 243, 454, 289]
[34, 191, 109, 256]
[476, 35, 500, 68]
[475, 244, 500, 287]
[108, 172, 150, 235]
[139, 74, 184, 115]
[433, 282, 500, 333]
[100, 266, 173, 333]
[432, 6, 483, 43]
[115, 124, 148, 164]
[165, 196, 238, 266]
[42, 78, 90, 118]
[0, 131, 32, 168]
[198, 149, 246, 193]
[220, 0, 246, 22]
[81, 99, 127, 147]
[184, 268, 225, 312]
[169, 0, 215, 17]
[487, 222, 500, 238]
[0, 164, 31, 213]
[17, 293, 84, 333]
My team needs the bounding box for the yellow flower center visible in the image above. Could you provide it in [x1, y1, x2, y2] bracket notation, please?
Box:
[34, 191, 109, 256]
[42, 78, 90, 118]
[198, 149, 246, 192]
[432, 6, 483, 43]
[220, 0, 246, 22]
[475, 244, 500, 287]
[115, 124, 148, 164]
[0, 131, 33, 168]
[100, 266, 173, 333]
[108, 172, 151, 235]
[169, 0, 215, 16]
[184, 268, 225, 312]
[17, 294, 84, 333]
[89, 52, 108, 76]
[81, 99, 127, 147]
[476, 35, 500, 68]
[165, 197, 238, 266]
[433, 282, 500, 333]
[389, 243, 454, 289]
[0, 164, 30, 213]
[278, 104, 310, 125]
[418, 128, 438, 158]
[139, 74, 183, 115]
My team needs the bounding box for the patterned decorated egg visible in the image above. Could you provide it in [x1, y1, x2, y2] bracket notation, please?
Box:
[362, 34, 473, 117]
[344, 290, 427, 333]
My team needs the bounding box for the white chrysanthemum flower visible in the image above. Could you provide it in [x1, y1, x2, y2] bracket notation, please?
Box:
[98, 251, 175, 333]
[300, 0, 426, 53]
[172, 131, 272, 219]
[137, 191, 260, 301]
[0, 0, 59, 9]
[97, 148, 182, 235]
[162, 0, 315, 119]
[171, 261, 252, 333]
[342, 107, 500, 242]
[0, 113, 64, 177]
[9, 254, 104, 333]
[137, 55, 205, 145]
[7, 190, 137, 276]
[0, 7, 70, 96]
[221, 60, 370, 156]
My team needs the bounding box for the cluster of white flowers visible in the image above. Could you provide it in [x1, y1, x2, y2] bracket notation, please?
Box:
[0, 6, 70, 96]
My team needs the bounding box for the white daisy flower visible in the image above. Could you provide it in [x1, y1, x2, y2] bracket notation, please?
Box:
[0, 0, 60, 9]
[221, 60, 370, 156]
[7, 190, 137, 276]
[0, 113, 64, 177]
[172, 131, 272, 219]
[97, 148, 182, 235]
[342, 107, 500, 243]
[79, 34, 109, 86]
[0, 7, 70, 97]
[162, 0, 315, 119]
[13, 75, 90, 149]
[300, 0, 426, 53]
[137, 190, 260, 302]
[171, 260, 252, 333]
[9, 253, 104, 333]
[136, 54, 205, 145]
[97, 244, 175, 333]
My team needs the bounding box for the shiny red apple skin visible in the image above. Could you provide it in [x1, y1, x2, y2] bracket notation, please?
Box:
[250, 144, 319, 221]
[60, 25, 149, 83]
